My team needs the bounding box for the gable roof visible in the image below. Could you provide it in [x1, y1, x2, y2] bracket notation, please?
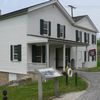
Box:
[73, 15, 99, 33]
[0, 0, 74, 24]
[73, 15, 86, 22]
[0, 0, 98, 33]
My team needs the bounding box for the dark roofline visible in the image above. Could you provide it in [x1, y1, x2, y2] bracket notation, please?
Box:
[0, 8, 28, 21]
[73, 15, 87, 22]
[0, 0, 52, 21]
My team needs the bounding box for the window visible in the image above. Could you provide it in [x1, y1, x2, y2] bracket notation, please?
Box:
[10, 45, 21, 61]
[92, 55, 96, 61]
[84, 51, 86, 62]
[92, 35, 96, 44]
[84, 32, 89, 43]
[76, 30, 82, 42]
[40, 19, 51, 36]
[88, 51, 90, 61]
[57, 24, 65, 38]
[32, 45, 45, 63]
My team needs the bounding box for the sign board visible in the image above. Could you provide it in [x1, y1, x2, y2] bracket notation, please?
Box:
[37, 68, 62, 100]
[37, 68, 62, 79]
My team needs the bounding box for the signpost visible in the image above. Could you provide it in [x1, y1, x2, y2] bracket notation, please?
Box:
[36, 68, 62, 100]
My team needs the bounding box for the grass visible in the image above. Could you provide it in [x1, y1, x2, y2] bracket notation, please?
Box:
[0, 75, 87, 100]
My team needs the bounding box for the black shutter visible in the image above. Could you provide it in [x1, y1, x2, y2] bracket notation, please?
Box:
[76, 30, 78, 41]
[10, 45, 13, 61]
[84, 32, 86, 43]
[57, 24, 60, 37]
[88, 34, 89, 43]
[88, 51, 90, 61]
[42, 46, 46, 63]
[18, 45, 21, 61]
[64, 25, 66, 38]
[80, 31, 82, 42]
[32, 45, 36, 62]
[95, 35, 96, 44]
[84, 51, 86, 62]
[92, 35, 94, 44]
[48, 21, 51, 36]
[40, 19, 44, 35]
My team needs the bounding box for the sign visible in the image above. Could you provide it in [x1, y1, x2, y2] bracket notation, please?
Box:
[37, 68, 62, 100]
[89, 49, 96, 56]
[38, 68, 62, 79]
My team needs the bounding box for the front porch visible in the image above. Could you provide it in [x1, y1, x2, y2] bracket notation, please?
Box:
[27, 38, 88, 72]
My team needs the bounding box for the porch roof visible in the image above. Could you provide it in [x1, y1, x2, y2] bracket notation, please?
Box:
[48, 38, 89, 47]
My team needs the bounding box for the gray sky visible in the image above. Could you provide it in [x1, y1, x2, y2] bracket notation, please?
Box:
[0, 0, 100, 37]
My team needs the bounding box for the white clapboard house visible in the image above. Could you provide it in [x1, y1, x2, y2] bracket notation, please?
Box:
[0, 0, 98, 82]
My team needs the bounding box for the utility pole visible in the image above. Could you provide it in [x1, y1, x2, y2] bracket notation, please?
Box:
[68, 5, 76, 17]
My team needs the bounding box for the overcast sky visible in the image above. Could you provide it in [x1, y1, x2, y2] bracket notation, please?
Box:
[0, 0, 100, 37]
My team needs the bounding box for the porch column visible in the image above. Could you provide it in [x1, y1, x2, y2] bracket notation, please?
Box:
[46, 43, 49, 68]
[63, 44, 66, 71]
[76, 46, 78, 69]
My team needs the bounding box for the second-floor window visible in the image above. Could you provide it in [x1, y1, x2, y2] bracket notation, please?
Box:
[40, 19, 51, 36]
[92, 34, 96, 44]
[57, 24, 65, 38]
[76, 30, 82, 42]
[84, 32, 89, 43]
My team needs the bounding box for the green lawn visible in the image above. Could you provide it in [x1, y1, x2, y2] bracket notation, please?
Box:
[0, 76, 87, 100]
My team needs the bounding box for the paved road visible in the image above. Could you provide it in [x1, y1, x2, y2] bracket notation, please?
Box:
[76, 71, 100, 100]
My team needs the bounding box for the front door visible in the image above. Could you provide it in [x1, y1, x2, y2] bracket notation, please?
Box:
[56, 48, 63, 69]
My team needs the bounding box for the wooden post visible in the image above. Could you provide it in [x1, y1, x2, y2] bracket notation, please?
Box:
[54, 78, 59, 97]
[38, 75, 42, 100]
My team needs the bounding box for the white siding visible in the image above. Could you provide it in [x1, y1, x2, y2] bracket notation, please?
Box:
[75, 17, 96, 32]
[28, 4, 75, 41]
[0, 15, 27, 74]
[72, 27, 97, 68]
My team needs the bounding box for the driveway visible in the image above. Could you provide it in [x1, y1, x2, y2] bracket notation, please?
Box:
[53, 71, 100, 100]
[76, 71, 100, 100]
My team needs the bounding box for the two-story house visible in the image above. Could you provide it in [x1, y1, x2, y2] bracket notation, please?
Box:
[0, 0, 98, 83]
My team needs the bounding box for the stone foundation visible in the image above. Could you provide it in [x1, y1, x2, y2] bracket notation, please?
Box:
[0, 71, 39, 85]
[0, 72, 9, 85]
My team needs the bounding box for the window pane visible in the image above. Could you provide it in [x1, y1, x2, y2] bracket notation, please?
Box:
[14, 46, 18, 60]
[36, 57, 41, 62]
[43, 21, 49, 34]
[36, 46, 41, 56]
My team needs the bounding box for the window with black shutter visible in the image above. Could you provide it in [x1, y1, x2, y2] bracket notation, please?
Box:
[84, 51, 86, 62]
[88, 34, 90, 44]
[84, 32, 86, 43]
[10, 45, 22, 61]
[40, 19, 51, 36]
[95, 35, 96, 44]
[84, 32, 89, 43]
[57, 24, 65, 38]
[92, 34, 96, 44]
[76, 30, 82, 42]
[32, 45, 46, 63]
[88, 51, 90, 61]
